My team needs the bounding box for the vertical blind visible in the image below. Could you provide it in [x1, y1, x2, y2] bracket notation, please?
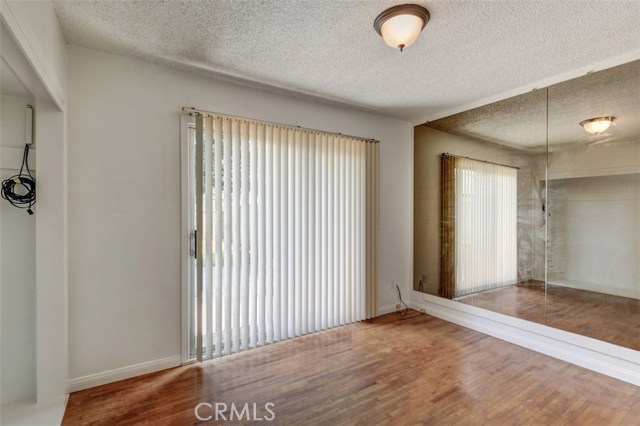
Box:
[193, 112, 379, 361]
[441, 154, 517, 298]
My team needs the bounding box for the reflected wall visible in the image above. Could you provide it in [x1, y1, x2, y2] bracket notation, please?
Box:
[413, 60, 639, 350]
[545, 62, 640, 349]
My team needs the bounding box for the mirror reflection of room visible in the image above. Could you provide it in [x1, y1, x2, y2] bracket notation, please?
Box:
[413, 60, 639, 350]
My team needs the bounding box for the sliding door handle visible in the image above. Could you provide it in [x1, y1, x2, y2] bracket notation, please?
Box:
[190, 230, 197, 259]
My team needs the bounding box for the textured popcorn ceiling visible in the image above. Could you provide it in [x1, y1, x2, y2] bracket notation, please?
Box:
[427, 60, 640, 149]
[52, 0, 640, 124]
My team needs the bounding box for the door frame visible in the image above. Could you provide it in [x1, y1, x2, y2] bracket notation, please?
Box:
[180, 114, 196, 364]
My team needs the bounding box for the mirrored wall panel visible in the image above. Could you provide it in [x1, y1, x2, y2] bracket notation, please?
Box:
[414, 88, 548, 324]
[413, 60, 639, 350]
[545, 62, 640, 349]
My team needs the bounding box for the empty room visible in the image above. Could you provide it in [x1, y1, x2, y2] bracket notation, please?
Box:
[0, 0, 638, 425]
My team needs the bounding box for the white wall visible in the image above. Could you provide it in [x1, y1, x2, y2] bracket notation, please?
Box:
[0, 95, 36, 404]
[0, 95, 33, 148]
[67, 46, 413, 385]
[0, 2, 68, 423]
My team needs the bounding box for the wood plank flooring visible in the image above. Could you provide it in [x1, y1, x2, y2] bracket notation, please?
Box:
[456, 281, 640, 350]
[62, 311, 640, 426]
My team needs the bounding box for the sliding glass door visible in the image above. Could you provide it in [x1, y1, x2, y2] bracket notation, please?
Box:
[441, 154, 518, 299]
[184, 111, 379, 361]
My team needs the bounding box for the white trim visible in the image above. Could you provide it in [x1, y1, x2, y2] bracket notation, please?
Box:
[1, 394, 68, 426]
[410, 292, 640, 386]
[0, 0, 65, 110]
[548, 164, 640, 181]
[548, 279, 639, 301]
[60, 394, 69, 426]
[377, 304, 400, 315]
[59, 394, 69, 426]
[180, 114, 193, 363]
[67, 356, 181, 393]
[413, 49, 640, 125]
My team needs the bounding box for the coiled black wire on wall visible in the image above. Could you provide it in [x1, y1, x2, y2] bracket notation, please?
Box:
[1, 144, 36, 215]
[1, 105, 36, 215]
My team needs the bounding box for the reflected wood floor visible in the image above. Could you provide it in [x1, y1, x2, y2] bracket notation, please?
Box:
[456, 281, 640, 350]
[62, 311, 640, 426]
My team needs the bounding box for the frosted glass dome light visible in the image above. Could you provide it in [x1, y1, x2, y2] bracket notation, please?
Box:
[374, 4, 430, 52]
[579, 117, 614, 134]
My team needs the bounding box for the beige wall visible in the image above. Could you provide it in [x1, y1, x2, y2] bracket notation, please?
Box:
[67, 46, 413, 384]
[413, 126, 545, 295]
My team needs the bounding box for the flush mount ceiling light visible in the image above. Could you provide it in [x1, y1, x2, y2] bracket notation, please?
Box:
[579, 116, 614, 134]
[374, 4, 430, 52]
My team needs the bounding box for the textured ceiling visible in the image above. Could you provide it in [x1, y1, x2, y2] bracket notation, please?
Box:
[52, 0, 640, 124]
[427, 60, 640, 149]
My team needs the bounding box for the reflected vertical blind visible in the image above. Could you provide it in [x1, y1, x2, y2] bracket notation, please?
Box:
[194, 112, 378, 360]
[441, 154, 517, 299]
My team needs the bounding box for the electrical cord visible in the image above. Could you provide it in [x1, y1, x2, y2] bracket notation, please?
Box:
[1, 144, 36, 215]
[395, 283, 410, 320]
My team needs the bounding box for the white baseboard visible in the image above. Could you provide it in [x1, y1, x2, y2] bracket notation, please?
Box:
[547, 279, 639, 300]
[410, 292, 640, 386]
[1, 394, 68, 426]
[68, 355, 182, 393]
[377, 304, 400, 315]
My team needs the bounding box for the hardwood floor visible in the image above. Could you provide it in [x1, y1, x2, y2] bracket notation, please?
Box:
[456, 281, 640, 350]
[62, 311, 640, 426]
[455, 281, 548, 324]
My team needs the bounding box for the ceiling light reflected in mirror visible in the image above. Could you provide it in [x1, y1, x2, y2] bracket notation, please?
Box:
[425, 60, 639, 150]
[579, 117, 614, 134]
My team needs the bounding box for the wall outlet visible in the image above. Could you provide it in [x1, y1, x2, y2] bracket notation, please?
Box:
[390, 279, 396, 290]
